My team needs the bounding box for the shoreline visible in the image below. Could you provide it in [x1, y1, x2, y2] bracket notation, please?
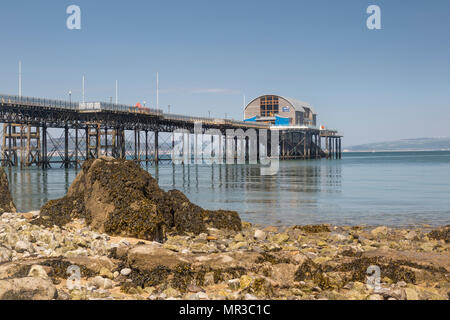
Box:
[1, 159, 448, 300]
[1, 210, 448, 300]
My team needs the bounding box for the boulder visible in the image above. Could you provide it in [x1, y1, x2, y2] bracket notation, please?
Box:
[127, 244, 191, 271]
[270, 263, 297, 287]
[371, 226, 389, 237]
[0, 168, 16, 214]
[36, 157, 242, 242]
[0, 247, 12, 264]
[0, 277, 57, 300]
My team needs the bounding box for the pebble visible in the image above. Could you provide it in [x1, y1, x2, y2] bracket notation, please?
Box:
[187, 284, 205, 293]
[14, 240, 31, 253]
[196, 292, 209, 300]
[90, 276, 113, 290]
[254, 230, 267, 241]
[158, 293, 167, 299]
[28, 265, 49, 279]
[120, 268, 132, 276]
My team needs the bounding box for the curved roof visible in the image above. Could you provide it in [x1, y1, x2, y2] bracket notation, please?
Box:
[245, 95, 315, 114]
[283, 97, 315, 114]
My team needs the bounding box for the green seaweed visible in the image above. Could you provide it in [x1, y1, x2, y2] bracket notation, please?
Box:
[255, 252, 291, 265]
[335, 257, 416, 284]
[293, 225, 331, 233]
[428, 226, 450, 243]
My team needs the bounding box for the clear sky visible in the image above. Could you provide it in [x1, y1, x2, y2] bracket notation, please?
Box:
[0, 0, 449, 146]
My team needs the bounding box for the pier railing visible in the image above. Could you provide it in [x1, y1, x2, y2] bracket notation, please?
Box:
[0, 93, 79, 110]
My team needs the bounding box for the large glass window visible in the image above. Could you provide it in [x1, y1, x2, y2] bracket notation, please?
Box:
[260, 95, 279, 117]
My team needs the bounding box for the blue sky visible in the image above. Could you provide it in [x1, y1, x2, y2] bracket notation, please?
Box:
[0, 0, 449, 146]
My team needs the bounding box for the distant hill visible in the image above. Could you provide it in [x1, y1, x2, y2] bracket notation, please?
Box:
[345, 137, 450, 152]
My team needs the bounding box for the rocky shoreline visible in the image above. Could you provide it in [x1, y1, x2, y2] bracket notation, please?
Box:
[0, 211, 448, 300]
[0, 161, 448, 300]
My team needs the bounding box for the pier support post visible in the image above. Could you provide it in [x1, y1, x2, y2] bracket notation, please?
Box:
[64, 125, 69, 168]
[104, 127, 108, 157]
[333, 138, 335, 159]
[145, 130, 148, 164]
[42, 124, 47, 169]
[304, 132, 307, 159]
[134, 129, 138, 161]
[330, 137, 333, 159]
[75, 125, 78, 168]
[308, 132, 311, 159]
[121, 129, 125, 159]
[154, 131, 159, 166]
[319, 134, 322, 153]
[96, 124, 101, 159]
[335, 138, 338, 159]
[85, 126, 89, 160]
[256, 129, 260, 163]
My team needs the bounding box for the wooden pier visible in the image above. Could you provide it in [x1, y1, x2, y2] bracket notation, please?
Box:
[0, 94, 342, 168]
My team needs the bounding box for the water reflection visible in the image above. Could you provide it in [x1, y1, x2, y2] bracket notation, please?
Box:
[5, 153, 450, 227]
[144, 161, 343, 226]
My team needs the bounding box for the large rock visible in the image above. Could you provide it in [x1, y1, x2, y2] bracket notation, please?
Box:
[0, 168, 16, 214]
[0, 277, 57, 300]
[127, 244, 191, 271]
[0, 247, 12, 264]
[35, 157, 241, 242]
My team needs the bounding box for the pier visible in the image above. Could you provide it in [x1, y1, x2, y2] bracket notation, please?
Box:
[0, 94, 342, 168]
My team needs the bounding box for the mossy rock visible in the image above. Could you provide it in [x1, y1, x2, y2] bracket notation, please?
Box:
[38, 157, 243, 242]
[428, 226, 450, 243]
[203, 210, 242, 232]
[33, 196, 84, 228]
[294, 259, 333, 289]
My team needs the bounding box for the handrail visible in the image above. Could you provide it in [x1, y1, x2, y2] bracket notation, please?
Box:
[0, 93, 79, 110]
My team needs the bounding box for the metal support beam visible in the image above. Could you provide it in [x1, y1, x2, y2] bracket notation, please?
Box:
[154, 131, 159, 166]
[64, 125, 69, 168]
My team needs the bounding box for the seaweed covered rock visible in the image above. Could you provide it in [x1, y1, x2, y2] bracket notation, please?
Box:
[428, 226, 450, 243]
[161, 190, 206, 234]
[37, 158, 167, 242]
[37, 196, 84, 228]
[203, 210, 242, 232]
[0, 277, 57, 300]
[0, 168, 16, 214]
[37, 157, 241, 242]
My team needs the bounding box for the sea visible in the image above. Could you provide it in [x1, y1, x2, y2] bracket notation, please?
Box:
[4, 151, 450, 227]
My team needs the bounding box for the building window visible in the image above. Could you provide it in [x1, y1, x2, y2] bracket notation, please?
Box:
[260, 95, 279, 117]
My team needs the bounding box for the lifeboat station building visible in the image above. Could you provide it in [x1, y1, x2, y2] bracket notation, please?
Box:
[244, 95, 317, 127]
[243, 94, 342, 159]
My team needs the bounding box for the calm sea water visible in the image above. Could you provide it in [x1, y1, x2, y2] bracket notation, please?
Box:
[4, 151, 450, 227]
